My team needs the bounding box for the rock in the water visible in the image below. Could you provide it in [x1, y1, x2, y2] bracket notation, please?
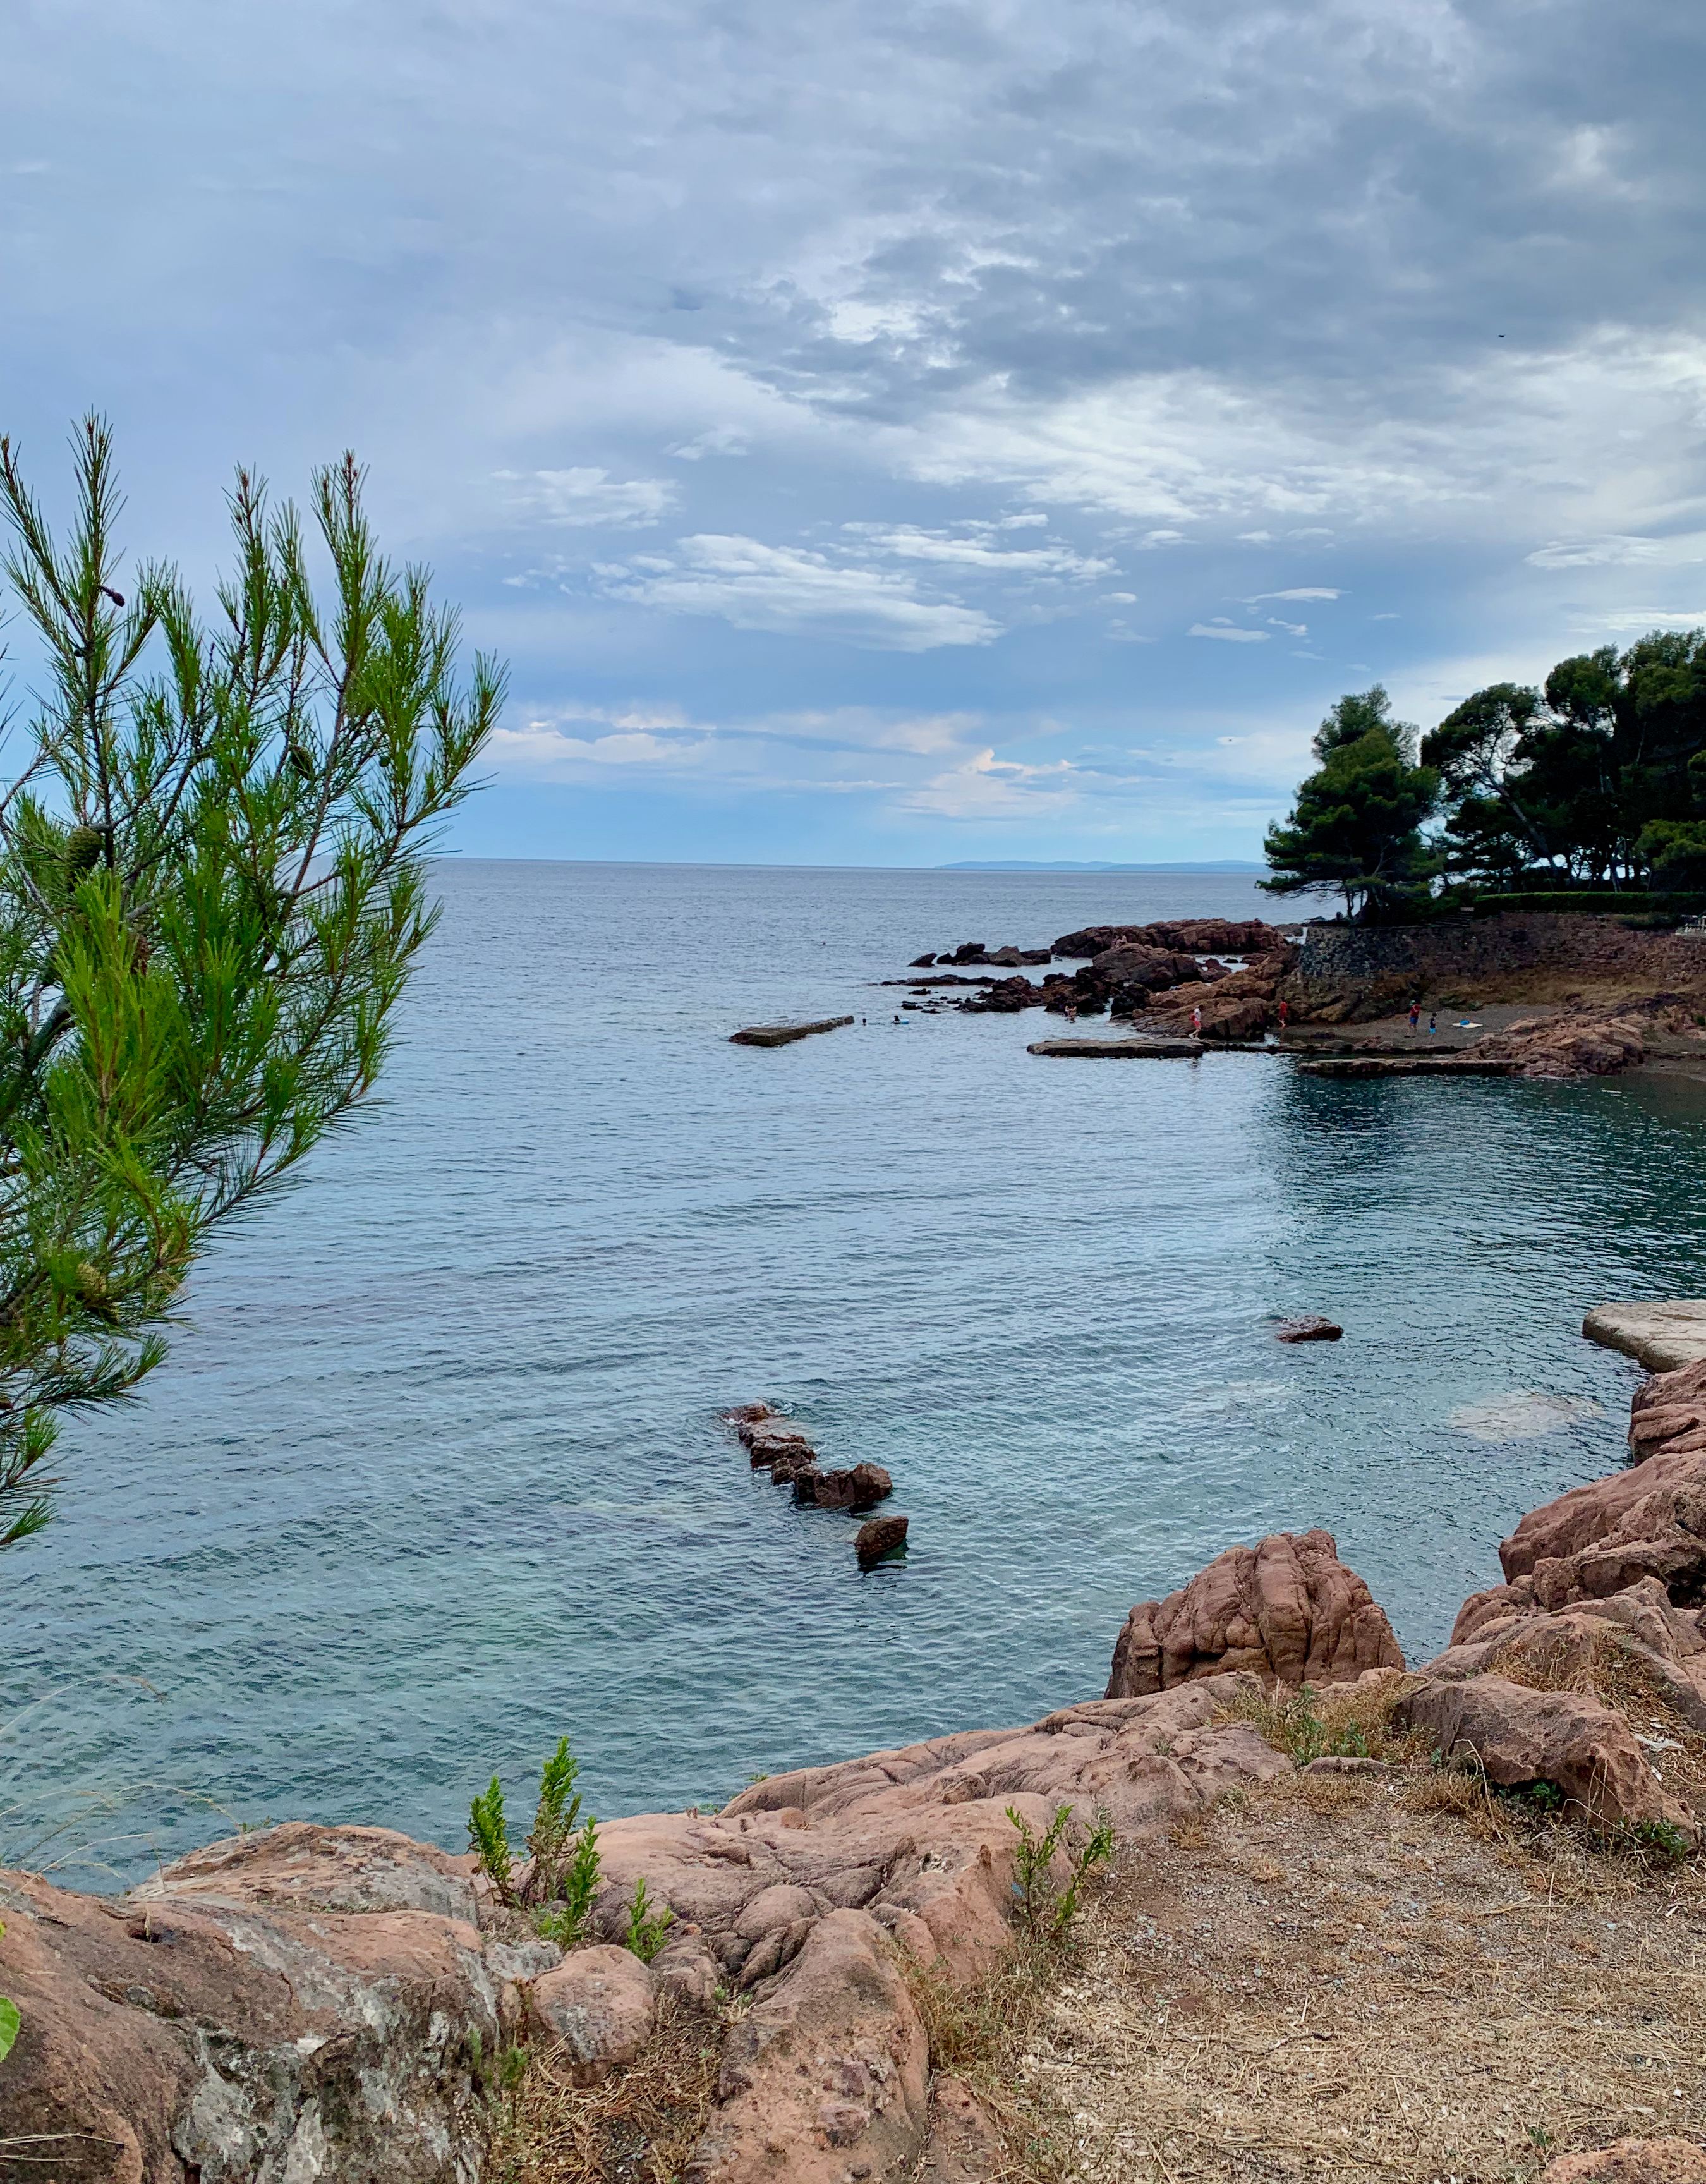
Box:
[909, 953, 937, 967]
[1276, 1315, 1343, 1342]
[1393, 1674, 1697, 1839]
[798, 1463, 893, 1512]
[1585, 1301, 1706, 1374]
[531, 1945, 658, 2078]
[722, 1402, 775, 1427]
[729, 1017, 854, 1048]
[1028, 1036, 1228, 1059]
[1106, 1528, 1402, 1697]
[856, 1513, 909, 1567]
[1543, 2140, 1706, 2181]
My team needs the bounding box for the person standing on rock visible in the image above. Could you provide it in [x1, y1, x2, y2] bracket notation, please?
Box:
[1191, 1003, 1203, 1038]
[1278, 998, 1290, 1031]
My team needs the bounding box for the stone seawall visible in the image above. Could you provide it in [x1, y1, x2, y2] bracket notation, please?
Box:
[1290, 911, 1706, 1022]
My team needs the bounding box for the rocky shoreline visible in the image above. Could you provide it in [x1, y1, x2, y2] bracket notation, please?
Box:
[890, 909, 1706, 1081]
[11, 1312, 1706, 2180]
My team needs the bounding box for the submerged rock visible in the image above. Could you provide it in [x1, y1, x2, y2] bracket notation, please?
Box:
[1275, 1315, 1343, 1342]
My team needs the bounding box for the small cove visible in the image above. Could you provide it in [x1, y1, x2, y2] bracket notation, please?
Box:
[11, 858, 1706, 1885]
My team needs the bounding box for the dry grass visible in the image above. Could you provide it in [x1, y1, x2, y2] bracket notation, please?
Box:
[1013, 1773, 1706, 2183]
[487, 1996, 723, 2184]
[905, 1940, 1084, 2184]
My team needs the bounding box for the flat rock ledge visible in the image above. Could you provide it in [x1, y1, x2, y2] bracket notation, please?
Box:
[729, 1016, 853, 1048]
[1027, 1035, 1266, 1059]
[1584, 1299, 1706, 1373]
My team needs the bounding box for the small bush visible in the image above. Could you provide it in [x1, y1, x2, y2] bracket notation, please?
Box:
[470, 1738, 602, 1942]
[1005, 1804, 1115, 1942]
[625, 1876, 675, 1963]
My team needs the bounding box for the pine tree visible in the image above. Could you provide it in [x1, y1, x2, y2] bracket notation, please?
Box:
[1262, 689, 1439, 919]
[0, 418, 502, 1544]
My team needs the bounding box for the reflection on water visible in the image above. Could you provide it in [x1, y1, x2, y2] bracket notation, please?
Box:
[9, 862, 1706, 1884]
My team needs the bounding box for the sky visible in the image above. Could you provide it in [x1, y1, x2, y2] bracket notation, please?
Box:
[6, 1, 1706, 866]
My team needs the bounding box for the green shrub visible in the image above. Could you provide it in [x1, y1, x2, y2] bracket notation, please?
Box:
[625, 1876, 675, 1963]
[1004, 1804, 1115, 1941]
[469, 1738, 602, 1941]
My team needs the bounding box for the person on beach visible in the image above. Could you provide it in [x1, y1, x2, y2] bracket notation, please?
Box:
[1278, 998, 1290, 1030]
[1428, 1010, 1437, 1036]
[1191, 1003, 1202, 1037]
[1408, 998, 1421, 1032]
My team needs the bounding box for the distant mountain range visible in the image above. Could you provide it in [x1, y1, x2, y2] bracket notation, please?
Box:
[936, 859, 1265, 873]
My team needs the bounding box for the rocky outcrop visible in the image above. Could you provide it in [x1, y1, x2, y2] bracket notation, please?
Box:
[1104, 1529, 1403, 1697]
[1393, 1675, 1697, 1839]
[1431, 1577, 1706, 1735]
[0, 1822, 518, 2184]
[686, 1909, 928, 2184]
[1585, 1302, 1706, 1375]
[1090, 942, 1205, 988]
[1275, 1316, 1343, 1342]
[1052, 918, 1283, 959]
[793, 1463, 893, 1512]
[1467, 1010, 1647, 1077]
[1629, 1357, 1706, 1458]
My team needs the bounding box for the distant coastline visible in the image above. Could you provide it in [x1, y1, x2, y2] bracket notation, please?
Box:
[936, 858, 1265, 873]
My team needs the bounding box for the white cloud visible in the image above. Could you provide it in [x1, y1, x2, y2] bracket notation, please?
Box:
[1266, 617, 1308, 636]
[1190, 621, 1269, 642]
[837, 521, 1114, 578]
[899, 748, 1080, 820]
[1526, 532, 1706, 569]
[1248, 587, 1343, 601]
[495, 466, 677, 528]
[593, 533, 1000, 648]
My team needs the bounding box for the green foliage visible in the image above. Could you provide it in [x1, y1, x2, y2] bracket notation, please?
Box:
[1262, 1687, 1372, 1768]
[1003, 1803, 1116, 1942]
[1629, 1817, 1693, 1863]
[468, 2026, 529, 2114]
[469, 1775, 516, 1907]
[0, 1921, 15, 2067]
[470, 1738, 603, 1938]
[1636, 819, 1706, 892]
[1496, 1778, 1565, 1814]
[1262, 689, 1441, 919]
[625, 1875, 675, 1963]
[535, 1820, 602, 1948]
[0, 416, 500, 1546]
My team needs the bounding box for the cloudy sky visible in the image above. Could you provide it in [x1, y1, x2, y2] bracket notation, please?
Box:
[6, 1, 1706, 864]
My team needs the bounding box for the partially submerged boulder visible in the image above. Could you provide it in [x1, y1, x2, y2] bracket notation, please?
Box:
[1276, 1315, 1343, 1343]
[856, 1512, 909, 1566]
[1104, 1529, 1403, 1697]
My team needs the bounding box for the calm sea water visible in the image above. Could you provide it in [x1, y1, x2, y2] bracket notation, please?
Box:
[11, 860, 1706, 1886]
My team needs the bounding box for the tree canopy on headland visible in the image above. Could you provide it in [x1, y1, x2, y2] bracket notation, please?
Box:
[1264, 633, 1706, 917]
[0, 418, 499, 1546]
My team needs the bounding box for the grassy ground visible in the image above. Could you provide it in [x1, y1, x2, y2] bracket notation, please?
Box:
[1011, 1674, 1706, 2184]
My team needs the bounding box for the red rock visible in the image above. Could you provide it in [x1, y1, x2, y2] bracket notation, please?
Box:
[531, 1946, 658, 2077]
[0, 1823, 514, 2184]
[1276, 1315, 1343, 1342]
[1393, 1674, 1697, 1837]
[1543, 2139, 1706, 2181]
[722, 1402, 776, 1427]
[856, 1513, 909, 1567]
[798, 1463, 893, 1512]
[1432, 1578, 1706, 1733]
[686, 1910, 929, 2184]
[1630, 1358, 1706, 1459]
[1470, 1011, 1646, 1077]
[1492, 1448, 1706, 1613]
[921, 2073, 1008, 2181]
[1105, 1529, 1401, 1696]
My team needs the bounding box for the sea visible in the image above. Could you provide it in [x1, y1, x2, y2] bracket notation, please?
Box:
[11, 859, 1706, 1886]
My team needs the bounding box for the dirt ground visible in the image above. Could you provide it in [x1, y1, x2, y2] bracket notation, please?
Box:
[1015, 1773, 1706, 2184]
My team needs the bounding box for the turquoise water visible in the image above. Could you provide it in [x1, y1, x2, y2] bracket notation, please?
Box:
[11, 860, 1706, 1886]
